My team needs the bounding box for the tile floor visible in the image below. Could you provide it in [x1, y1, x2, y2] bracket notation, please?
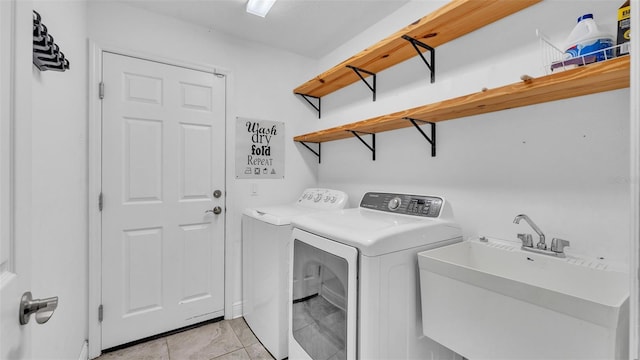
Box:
[292, 296, 346, 360]
[96, 318, 275, 360]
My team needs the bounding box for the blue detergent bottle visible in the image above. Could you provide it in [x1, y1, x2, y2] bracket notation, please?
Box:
[564, 14, 614, 62]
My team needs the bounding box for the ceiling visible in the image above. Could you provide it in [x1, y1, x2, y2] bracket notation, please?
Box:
[119, 0, 410, 58]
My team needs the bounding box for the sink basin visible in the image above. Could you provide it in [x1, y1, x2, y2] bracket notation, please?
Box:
[418, 237, 629, 360]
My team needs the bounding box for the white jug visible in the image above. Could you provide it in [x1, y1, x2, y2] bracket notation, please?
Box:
[564, 13, 614, 61]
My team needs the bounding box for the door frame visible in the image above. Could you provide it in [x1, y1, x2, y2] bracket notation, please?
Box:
[631, 1, 639, 358]
[87, 42, 234, 359]
[1, 0, 33, 357]
[0, 0, 14, 280]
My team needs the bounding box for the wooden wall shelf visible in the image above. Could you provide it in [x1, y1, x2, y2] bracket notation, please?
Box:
[293, 0, 542, 100]
[294, 56, 630, 146]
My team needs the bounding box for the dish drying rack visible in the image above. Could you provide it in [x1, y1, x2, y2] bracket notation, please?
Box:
[537, 29, 629, 75]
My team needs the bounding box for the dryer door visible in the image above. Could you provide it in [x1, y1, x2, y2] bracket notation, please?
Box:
[289, 228, 358, 360]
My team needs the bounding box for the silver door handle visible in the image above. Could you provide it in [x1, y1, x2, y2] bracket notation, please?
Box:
[205, 206, 222, 215]
[19, 291, 58, 325]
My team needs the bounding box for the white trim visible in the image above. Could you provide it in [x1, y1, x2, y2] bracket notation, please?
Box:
[231, 301, 244, 319]
[630, 1, 640, 358]
[87, 42, 233, 359]
[87, 40, 102, 360]
[222, 68, 235, 321]
[92, 42, 221, 75]
[0, 0, 15, 282]
[77, 340, 88, 360]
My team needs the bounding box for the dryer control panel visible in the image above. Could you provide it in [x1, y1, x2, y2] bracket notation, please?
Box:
[359, 192, 443, 218]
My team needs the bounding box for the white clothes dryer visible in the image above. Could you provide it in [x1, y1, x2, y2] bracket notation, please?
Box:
[242, 188, 348, 360]
[288, 192, 463, 360]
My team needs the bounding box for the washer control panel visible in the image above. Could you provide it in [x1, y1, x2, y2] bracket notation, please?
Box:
[360, 192, 443, 217]
[297, 188, 349, 209]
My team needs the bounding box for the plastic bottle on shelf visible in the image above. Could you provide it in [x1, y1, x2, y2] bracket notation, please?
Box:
[564, 13, 614, 63]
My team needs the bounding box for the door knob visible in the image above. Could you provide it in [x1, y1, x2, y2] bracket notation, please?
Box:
[19, 291, 58, 325]
[205, 206, 222, 215]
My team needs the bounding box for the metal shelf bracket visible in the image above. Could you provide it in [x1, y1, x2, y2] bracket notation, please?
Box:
[404, 117, 436, 157]
[347, 131, 376, 161]
[299, 142, 321, 163]
[296, 93, 322, 119]
[402, 35, 435, 83]
[346, 65, 377, 101]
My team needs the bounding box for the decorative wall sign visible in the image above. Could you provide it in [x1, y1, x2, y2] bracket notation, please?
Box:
[235, 117, 284, 179]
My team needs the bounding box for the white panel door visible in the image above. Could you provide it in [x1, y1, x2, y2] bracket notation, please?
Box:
[101, 52, 225, 349]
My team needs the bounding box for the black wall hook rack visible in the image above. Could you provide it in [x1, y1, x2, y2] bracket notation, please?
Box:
[404, 117, 436, 157]
[299, 142, 321, 163]
[296, 93, 321, 119]
[347, 131, 376, 161]
[33, 11, 70, 72]
[401, 35, 434, 83]
[346, 65, 377, 101]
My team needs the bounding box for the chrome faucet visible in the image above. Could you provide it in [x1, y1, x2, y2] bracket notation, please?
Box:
[516, 233, 533, 248]
[550, 238, 571, 254]
[513, 214, 546, 250]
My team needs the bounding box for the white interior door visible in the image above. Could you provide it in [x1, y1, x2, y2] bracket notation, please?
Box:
[1, 0, 32, 358]
[101, 52, 226, 349]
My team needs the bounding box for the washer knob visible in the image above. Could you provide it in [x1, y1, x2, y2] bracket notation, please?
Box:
[314, 194, 323, 202]
[388, 197, 402, 211]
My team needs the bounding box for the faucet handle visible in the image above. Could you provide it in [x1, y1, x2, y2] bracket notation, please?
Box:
[550, 238, 570, 254]
[517, 233, 533, 248]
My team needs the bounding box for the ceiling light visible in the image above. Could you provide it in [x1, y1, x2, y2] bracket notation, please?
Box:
[246, 0, 277, 17]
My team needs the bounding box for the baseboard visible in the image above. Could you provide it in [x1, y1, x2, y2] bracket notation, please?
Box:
[232, 301, 243, 319]
[78, 340, 88, 360]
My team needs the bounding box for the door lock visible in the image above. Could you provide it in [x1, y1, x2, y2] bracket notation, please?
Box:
[205, 206, 222, 215]
[19, 291, 58, 325]
[213, 190, 222, 198]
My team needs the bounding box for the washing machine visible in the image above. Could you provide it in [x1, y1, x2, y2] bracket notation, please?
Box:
[288, 192, 463, 360]
[242, 188, 348, 360]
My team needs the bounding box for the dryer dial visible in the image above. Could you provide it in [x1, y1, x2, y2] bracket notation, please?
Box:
[388, 197, 402, 211]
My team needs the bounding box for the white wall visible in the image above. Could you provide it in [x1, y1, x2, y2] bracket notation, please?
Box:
[311, 0, 630, 264]
[86, 0, 317, 326]
[30, 1, 89, 359]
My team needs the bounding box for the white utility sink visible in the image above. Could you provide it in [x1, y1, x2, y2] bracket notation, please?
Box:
[418, 237, 629, 360]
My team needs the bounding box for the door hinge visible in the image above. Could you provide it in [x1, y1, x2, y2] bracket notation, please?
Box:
[98, 304, 103, 322]
[98, 192, 103, 212]
[99, 82, 104, 99]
